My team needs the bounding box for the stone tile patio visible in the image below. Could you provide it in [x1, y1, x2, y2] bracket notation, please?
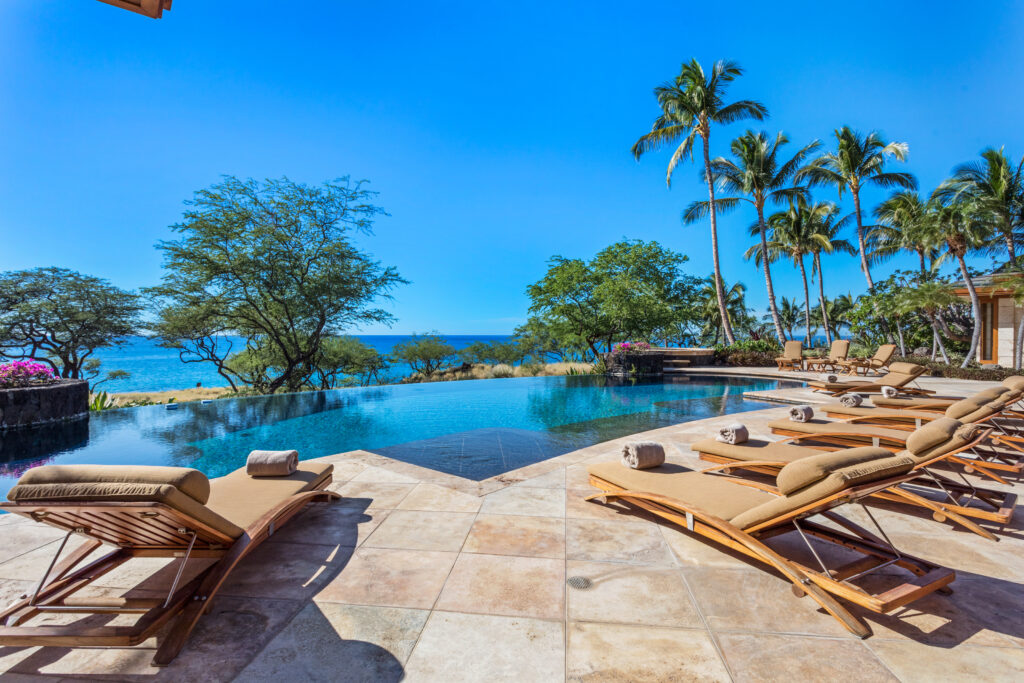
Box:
[0, 372, 1023, 681]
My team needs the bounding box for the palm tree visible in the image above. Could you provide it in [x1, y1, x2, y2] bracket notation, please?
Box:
[798, 127, 917, 289]
[632, 59, 767, 344]
[697, 277, 748, 345]
[683, 130, 817, 345]
[805, 205, 855, 345]
[822, 293, 855, 341]
[775, 296, 802, 340]
[748, 198, 833, 346]
[896, 281, 958, 364]
[870, 191, 943, 274]
[937, 148, 1024, 264]
[929, 199, 994, 366]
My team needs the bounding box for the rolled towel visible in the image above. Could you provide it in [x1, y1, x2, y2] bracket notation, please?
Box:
[716, 423, 749, 444]
[839, 394, 863, 407]
[826, 374, 838, 384]
[621, 441, 665, 470]
[881, 386, 898, 398]
[789, 405, 814, 422]
[246, 449, 299, 477]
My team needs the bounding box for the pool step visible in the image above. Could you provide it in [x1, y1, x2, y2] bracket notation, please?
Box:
[663, 357, 691, 373]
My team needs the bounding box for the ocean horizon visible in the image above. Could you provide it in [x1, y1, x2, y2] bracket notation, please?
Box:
[88, 334, 514, 393]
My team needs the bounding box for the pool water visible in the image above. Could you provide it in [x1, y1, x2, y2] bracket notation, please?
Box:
[0, 374, 799, 499]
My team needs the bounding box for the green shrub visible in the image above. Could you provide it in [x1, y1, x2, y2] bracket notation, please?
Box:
[893, 356, 1021, 381]
[491, 364, 515, 378]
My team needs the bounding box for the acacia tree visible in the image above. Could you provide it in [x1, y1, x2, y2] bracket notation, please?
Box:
[799, 127, 916, 289]
[632, 58, 767, 344]
[147, 176, 405, 393]
[684, 130, 817, 345]
[0, 267, 142, 379]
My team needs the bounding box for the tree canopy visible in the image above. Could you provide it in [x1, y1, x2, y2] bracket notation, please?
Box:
[146, 176, 405, 393]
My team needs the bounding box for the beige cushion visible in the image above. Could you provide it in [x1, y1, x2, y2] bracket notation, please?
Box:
[206, 461, 333, 530]
[1002, 376, 1024, 391]
[775, 447, 892, 495]
[975, 386, 1012, 402]
[944, 396, 989, 419]
[767, 418, 911, 445]
[690, 438, 826, 464]
[11, 465, 211, 504]
[731, 454, 914, 529]
[887, 362, 921, 375]
[871, 396, 959, 408]
[905, 417, 962, 456]
[956, 400, 1005, 424]
[905, 423, 986, 462]
[823, 404, 936, 421]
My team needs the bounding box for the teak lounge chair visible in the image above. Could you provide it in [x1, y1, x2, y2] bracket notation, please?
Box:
[586, 450, 955, 637]
[805, 340, 850, 373]
[836, 343, 897, 376]
[871, 376, 1024, 410]
[0, 461, 337, 666]
[692, 418, 1016, 534]
[806, 362, 931, 397]
[775, 341, 804, 371]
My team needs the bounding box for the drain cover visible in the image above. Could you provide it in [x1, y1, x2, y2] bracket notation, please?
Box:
[566, 576, 593, 590]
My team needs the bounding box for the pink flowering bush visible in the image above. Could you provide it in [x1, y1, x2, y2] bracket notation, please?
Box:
[0, 360, 60, 388]
[611, 341, 651, 355]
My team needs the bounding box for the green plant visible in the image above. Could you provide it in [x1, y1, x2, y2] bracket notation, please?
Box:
[89, 391, 116, 411]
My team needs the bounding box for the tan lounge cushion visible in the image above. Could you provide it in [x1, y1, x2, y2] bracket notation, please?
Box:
[823, 404, 937, 421]
[1003, 376, 1024, 391]
[944, 396, 990, 420]
[872, 396, 960, 409]
[587, 462, 775, 521]
[775, 447, 892, 495]
[767, 418, 910, 445]
[10, 465, 211, 504]
[731, 454, 914, 529]
[905, 421, 985, 462]
[206, 461, 333, 530]
[887, 362, 923, 376]
[690, 438, 826, 464]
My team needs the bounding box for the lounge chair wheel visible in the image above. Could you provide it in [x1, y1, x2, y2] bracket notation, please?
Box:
[964, 465, 975, 473]
[938, 586, 954, 595]
[932, 511, 947, 522]
[791, 585, 806, 598]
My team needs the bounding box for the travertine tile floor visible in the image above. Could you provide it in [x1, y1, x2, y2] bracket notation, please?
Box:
[1, 376, 1023, 681]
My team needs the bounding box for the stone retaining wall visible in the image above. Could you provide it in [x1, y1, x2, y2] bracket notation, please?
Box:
[605, 351, 664, 376]
[0, 380, 90, 430]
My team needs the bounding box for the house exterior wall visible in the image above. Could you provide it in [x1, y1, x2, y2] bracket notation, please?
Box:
[996, 296, 1021, 366]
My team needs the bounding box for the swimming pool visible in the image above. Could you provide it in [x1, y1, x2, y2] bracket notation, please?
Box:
[0, 374, 800, 499]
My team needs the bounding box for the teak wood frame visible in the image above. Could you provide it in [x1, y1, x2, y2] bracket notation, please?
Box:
[0, 479, 338, 666]
[695, 429, 1016, 535]
[585, 471, 955, 638]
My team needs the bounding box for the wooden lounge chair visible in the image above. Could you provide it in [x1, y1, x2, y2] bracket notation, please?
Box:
[805, 340, 850, 373]
[871, 376, 1024, 410]
[692, 418, 1015, 534]
[767, 408, 1023, 483]
[805, 362, 931, 397]
[586, 450, 955, 637]
[0, 461, 338, 666]
[835, 344, 897, 376]
[822, 388, 1022, 426]
[775, 340, 804, 371]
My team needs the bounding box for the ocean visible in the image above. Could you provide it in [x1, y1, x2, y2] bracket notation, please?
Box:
[89, 335, 513, 393]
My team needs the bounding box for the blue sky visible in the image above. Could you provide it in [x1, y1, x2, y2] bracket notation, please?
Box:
[2, 2, 1022, 335]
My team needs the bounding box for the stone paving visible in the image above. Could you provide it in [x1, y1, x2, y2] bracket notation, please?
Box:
[0, 372, 1022, 681]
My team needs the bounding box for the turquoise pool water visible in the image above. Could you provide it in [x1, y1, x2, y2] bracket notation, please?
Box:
[0, 374, 800, 499]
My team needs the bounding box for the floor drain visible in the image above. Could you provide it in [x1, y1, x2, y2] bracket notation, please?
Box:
[567, 576, 593, 590]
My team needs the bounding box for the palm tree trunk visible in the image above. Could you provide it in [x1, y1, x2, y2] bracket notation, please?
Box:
[756, 202, 786, 345]
[797, 256, 812, 346]
[931, 330, 937, 361]
[956, 253, 983, 367]
[852, 189, 874, 289]
[813, 253, 831, 345]
[1005, 230, 1017, 265]
[918, 249, 927, 274]
[929, 315, 950, 364]
[894, 318, 906, 356]
[702, 133, 735, 345]
[1015, 308, 1024, 370]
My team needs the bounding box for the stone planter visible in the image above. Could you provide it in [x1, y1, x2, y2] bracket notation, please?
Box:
[0, 380, 89, 430]
[605, 351, 664, 376]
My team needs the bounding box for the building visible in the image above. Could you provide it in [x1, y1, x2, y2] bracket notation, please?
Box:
[953, 273, 1023, 366]
[97, 0, 171, 18]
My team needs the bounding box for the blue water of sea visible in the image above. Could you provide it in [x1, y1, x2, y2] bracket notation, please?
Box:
[0, 374, 802, 498]
[89, 335, 514, 393]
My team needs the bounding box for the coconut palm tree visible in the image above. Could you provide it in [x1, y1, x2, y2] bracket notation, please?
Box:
[764, 295, 802, 340]
[936, 148, 1024, 264]
[683, 130, 818, 345]
[632, 59, 767, 344]
[697, 277, 748, 345]
[806, 205, 855, 344]
[747, 198, 833, 345]
[896, 281, 958, 364]
[929, 199, 994, 366]
[869, 191, 943, 274]
[798, 127, 917, 289]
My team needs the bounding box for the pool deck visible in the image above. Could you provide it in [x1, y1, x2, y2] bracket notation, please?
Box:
[0, 371, 1022, 681]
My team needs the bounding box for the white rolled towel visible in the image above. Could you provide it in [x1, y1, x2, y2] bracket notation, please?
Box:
[621, 442, 665, 470]
[717, 423, 749, 444]
[246, 449, 299, 477]
[839, 394, 863, 407]
[881, 386, 898, 398]
[826, 374, 838, 384]
[789, 405, 814, 422]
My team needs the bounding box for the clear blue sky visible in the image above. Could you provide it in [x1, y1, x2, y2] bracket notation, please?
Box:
[2, 2, 1022, 334]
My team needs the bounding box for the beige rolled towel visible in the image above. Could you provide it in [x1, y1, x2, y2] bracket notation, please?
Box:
[881, 386, 899, 398]
[621, 442, 665, 470]
[246, 449, 299, 477]
[789, 405, 814, 422]
[717, 423, 749, 444]
[839, 394, 863, 407]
